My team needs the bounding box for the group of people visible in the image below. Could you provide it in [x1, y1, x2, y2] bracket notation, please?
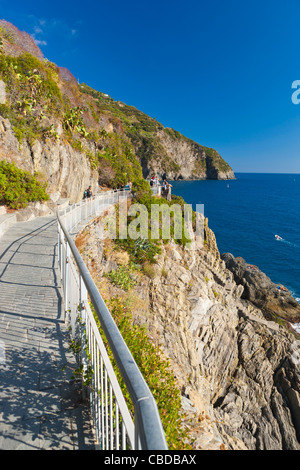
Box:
[162, 179, 172, 191]
[150, 175, 159, 187]
[83, 186, 93, 199]
[120, 181, 132, 191]
[83, 181, 133, 200]
[148, 175, 172, 201]
[84, 177, 172, 200]
[149, 175, 172, 191]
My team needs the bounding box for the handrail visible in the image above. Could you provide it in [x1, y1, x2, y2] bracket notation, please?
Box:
[57, 190, 168, 450]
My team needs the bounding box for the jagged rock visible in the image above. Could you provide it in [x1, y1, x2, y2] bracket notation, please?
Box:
[221, 252, 300, 324]
[147, 129, 235, 180]
[0, 80, 6, 104]
[0, 116, 98, 203]
[76, 217, 300, 450]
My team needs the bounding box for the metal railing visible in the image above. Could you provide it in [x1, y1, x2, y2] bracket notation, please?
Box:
[147, 180, 172, 200]
[149, 183, 161, 196]
[57, 190, 168, 450]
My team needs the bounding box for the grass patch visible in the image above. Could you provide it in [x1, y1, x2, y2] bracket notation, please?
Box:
[104, 264, 138, 291]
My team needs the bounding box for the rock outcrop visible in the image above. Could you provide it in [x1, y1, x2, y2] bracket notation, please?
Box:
[0, 19, 44, 59]
[221, 253, 300, 324]
[75, 212, 300, 451]
[0, 116, 98, 204]
[147, 129, 235, 181]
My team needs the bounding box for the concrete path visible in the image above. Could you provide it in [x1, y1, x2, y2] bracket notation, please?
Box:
[0, 216, 95, 450]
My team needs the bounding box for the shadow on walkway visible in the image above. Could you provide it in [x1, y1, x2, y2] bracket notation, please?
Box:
[0, 217, 95, 450]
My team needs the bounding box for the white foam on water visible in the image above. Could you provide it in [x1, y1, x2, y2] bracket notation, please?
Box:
[277, 238, 300, 249]
[0, 340, 6, 365]
[291, 323, 300, 334]
[289, 294, 300, 333]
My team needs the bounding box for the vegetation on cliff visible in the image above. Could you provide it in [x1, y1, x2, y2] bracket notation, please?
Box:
[114, 191, 196, 264]
[0, 20, 234, 201]
[76, 212, 195, 449]
[0, 42, 150, 194]
[0, 52, 62, 144]
[93, 297, 192, 450]
[0, 160, 49, 209]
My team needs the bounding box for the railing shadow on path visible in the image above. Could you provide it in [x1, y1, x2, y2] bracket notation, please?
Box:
[57, 190, 168, 450]
[0, 188, 169, 450]
[0, 216, 95, 449]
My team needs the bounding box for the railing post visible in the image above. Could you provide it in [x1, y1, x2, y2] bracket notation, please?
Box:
[57, 225, 60, 266]
[57, 224, 62, 278]
[135, 425, 141, 450]
[80, 274, 89, 400]
[64, 241, 70, 319]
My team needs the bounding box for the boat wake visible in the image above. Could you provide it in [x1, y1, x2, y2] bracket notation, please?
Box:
[275, 235, 299, 249]
[281, 239, 299, 249]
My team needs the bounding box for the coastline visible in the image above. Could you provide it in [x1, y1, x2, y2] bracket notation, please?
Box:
[170, 174, 300, 310]
[76, 205, 300, 450]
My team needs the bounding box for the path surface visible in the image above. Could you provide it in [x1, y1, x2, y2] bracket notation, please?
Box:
[0, 216, 94, 450]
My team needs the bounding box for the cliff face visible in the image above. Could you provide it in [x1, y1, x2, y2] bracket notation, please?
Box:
[0, 116, 98, 204]
[75, 213, 300, 451]
[0, 20, 234, 206]
[221, 253, 300, 325]
[151, 129, 235, 180]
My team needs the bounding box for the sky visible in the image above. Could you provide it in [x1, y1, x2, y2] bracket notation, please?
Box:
[1, 0, 300, 173]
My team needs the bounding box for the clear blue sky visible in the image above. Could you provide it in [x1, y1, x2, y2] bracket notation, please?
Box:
[1, 0, 300, 173]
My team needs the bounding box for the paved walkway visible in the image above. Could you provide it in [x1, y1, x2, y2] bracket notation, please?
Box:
[0, 216, 95, 450]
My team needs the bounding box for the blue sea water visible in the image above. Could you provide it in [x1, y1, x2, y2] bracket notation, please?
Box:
[171, 173, 300, 302]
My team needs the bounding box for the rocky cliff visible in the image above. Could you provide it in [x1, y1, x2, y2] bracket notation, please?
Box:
[144, 128, 235, 180]
[0, 116, 98, 204]
[0, 20, 234, 208]
[75, 210, 300, 450]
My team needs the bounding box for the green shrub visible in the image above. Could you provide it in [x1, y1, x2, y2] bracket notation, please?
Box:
[113, 190, 195, 267]
[62, 106, 89, 137]
[0, 160, 49, 209]
[115, 236, 161, 265]
[131, 191, 193, 247]
[142, 262, 156, 278]
[93, 297, 191, 449]
[0, 53, 62, 108]
[0, 26, 15, 43]
[161, 268, 168, 278]
[97, 133, 149, 191]
[104, 264, 137, 291]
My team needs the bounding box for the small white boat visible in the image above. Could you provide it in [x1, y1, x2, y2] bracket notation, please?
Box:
[275, 234, 283, 240]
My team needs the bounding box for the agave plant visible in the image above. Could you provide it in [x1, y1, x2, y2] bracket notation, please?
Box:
[25, 70, 43, 96]
[43, 124, 60, 141]
[16, 96, 36, 116]
[99, 127, 108, 140]
[63, 106, 89, 138]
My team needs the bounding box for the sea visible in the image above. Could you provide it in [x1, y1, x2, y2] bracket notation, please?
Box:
[170, 173, 300, 332]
